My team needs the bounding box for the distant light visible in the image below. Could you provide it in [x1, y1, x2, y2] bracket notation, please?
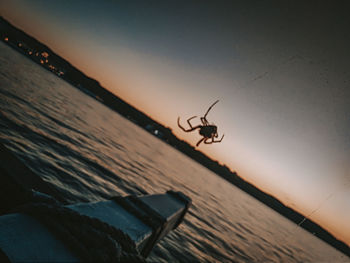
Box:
[4, 37, 8, 41]
[41, 52, 49, 58]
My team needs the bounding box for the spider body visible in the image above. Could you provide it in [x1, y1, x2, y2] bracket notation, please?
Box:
[199, 125, 217, 138]
[177, 100, 224, 147]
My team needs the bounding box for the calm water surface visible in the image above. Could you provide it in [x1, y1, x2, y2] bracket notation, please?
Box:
[0, 43, 348, 262]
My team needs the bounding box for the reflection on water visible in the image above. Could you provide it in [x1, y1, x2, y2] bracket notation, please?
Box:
[0, 43, 347, 262]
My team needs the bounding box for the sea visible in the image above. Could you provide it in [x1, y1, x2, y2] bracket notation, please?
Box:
[0, 42, 348, 262]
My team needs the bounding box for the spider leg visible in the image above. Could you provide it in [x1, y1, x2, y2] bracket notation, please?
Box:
[178, 117, 201, 132]
[203, 100, 219, 119]
[196, 137, 206, 147]
[200, 117, 209, 125]
[187, 116, 197, 129]
[212, 134, 224, 143]
[203, 138, 213, 144]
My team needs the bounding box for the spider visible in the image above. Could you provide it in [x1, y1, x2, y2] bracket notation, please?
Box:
[177, 100, 224, 147]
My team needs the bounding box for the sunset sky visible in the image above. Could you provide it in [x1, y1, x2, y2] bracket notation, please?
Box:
[1, 1, 349, 245]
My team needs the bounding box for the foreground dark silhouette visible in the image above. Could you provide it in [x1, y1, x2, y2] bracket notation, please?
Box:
[0, 16, 349, 257]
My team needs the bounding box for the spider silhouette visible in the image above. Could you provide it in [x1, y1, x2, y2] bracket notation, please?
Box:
[177, 100, 224, 147]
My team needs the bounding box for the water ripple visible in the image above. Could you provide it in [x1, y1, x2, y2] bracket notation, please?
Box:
[0, 42, 347, 262]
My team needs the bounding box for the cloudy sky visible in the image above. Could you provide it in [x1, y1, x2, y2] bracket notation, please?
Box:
[1, 0, 349, 245]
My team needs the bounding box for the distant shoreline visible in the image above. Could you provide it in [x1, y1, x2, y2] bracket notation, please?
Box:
[0, 16, 348, 257]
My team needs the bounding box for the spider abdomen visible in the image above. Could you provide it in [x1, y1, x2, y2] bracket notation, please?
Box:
[199, 125, 217, 137]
